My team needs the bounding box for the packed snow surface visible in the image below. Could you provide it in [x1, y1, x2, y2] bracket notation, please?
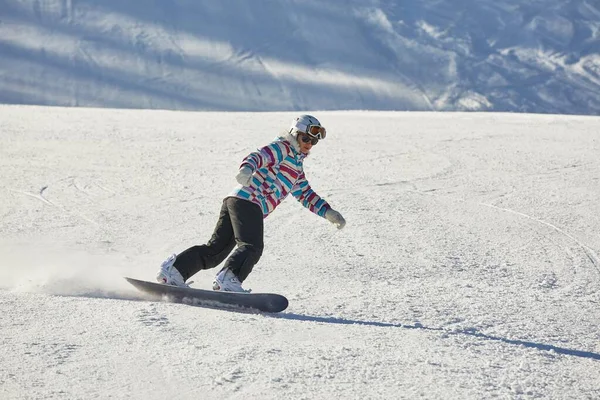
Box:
[1, 106, 599, 399]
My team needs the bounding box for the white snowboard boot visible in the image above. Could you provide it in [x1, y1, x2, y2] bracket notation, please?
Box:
[156, 254, 188, 287]
[212, 268, 249, 293]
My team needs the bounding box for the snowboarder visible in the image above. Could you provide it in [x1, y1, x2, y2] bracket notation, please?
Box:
[156, 115, 346, 292]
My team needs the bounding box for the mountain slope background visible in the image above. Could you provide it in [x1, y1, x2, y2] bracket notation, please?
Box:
[1, 0, 600, 114]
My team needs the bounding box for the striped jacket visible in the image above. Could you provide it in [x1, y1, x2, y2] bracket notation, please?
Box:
[228, 134, 331, 219]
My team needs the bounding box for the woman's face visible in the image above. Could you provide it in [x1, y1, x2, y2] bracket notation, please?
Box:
[297, 133, 317, 154]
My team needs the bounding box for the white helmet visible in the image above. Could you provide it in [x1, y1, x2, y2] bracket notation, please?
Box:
[288, 114, 327, 140]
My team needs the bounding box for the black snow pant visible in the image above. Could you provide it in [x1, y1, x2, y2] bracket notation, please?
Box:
[173, 197, 264, 282]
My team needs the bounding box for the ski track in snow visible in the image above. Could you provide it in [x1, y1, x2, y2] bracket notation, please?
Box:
[9, 184, 101, 226]
[10, 186, 54, 207]
[1, 106, 600, 399]
[479, 202, 600, 274]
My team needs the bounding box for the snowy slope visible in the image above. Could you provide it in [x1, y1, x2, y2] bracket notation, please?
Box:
[1, 105, 600, 399]
[1, 0, 600, 114]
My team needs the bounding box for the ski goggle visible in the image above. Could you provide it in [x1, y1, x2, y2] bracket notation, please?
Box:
[306, 125, 326, 140]
[294, 122, 326, 140]
[299, 133, 319, 146]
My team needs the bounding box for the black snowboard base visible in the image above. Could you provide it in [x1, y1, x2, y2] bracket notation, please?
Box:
[125, 277, 288, 313]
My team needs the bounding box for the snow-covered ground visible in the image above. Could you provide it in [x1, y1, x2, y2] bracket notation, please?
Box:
[1, 0, 600, 114]
[1, 105, 599, 399]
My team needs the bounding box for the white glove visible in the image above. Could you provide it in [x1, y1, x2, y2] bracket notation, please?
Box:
[325, 209, 346, 230]
[235, 166, 254, 186]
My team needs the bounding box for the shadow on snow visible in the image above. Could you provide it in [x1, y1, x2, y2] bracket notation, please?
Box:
[34, 289, 600, 362]
[273, 312, 600, 362]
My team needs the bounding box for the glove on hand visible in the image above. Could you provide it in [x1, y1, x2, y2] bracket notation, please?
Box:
[236, 166, 253, 186]
[325, 209, 346, 230]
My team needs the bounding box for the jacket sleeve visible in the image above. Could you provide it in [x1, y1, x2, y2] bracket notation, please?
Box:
[291, 172, 331, 217]
[240, 141, 285, 171]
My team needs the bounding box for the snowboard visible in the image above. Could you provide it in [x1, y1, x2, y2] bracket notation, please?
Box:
[125, 277, 288, 313]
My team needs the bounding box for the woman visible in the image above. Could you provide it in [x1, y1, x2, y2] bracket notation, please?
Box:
[156, 114, 346, 292]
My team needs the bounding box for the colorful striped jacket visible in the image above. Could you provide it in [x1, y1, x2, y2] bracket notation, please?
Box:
[228, 134, 331, 219]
